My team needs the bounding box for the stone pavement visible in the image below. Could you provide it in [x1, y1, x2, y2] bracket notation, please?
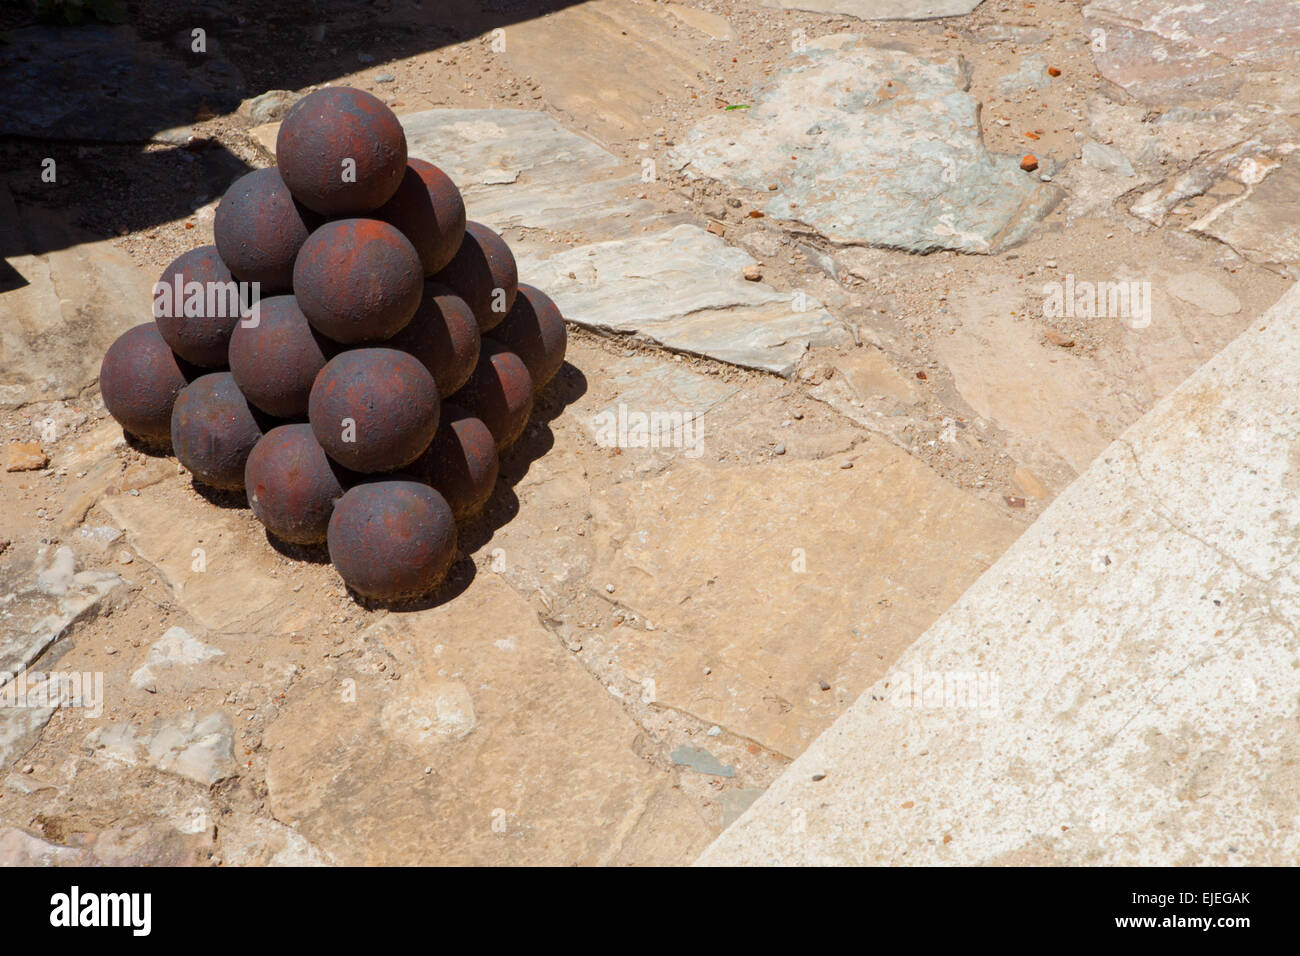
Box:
[699, 281, 1300, 866]
[4, 0, 1300, 865]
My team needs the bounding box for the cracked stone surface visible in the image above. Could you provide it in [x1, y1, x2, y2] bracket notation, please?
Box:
[1084, 0, 1300, 107]
[759, 0, 985, 20]
[5, 0, 1298, 866]
[516, 225, 842, 376]
[0, 185, 158, 409]
[670, 37, 1062, 254]
[403, 109, 665, 241]
[264, 575, 712, 865]
[589, 445, 1021, 757]
[700, 282, 1300, 866]
[130, 626, 224, 693]
[1191, 156, 1300, 281]
[87, 711, 238, 787]
[402, 109, 842, 375]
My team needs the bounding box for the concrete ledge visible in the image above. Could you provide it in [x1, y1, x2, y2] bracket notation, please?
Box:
[698, 282, 1300, 866]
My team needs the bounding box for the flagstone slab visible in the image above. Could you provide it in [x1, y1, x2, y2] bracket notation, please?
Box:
[1084, 0, 1300, 106]
[669, 37, 1061, 254]
[588, 445, 1022, 757]
[515, 224, 842, 376]
[759, 0, 985, 20]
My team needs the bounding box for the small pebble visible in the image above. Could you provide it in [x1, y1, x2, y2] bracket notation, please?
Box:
[707, 725, 722, 736]
[774, 443, 786, 456]
[605, 583, 615, 593]
[811, 773, 826, 781]
[117, 551, 133, 564]
[840, 460, 853, 470]
[818, 679, 830, 691]
[791, 410, 803, 420]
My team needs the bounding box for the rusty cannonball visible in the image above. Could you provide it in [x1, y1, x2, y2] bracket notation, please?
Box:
[171, 372, 265, 491]
[214, 167, 318, 294]
[411, 404, 498, 520]
[491, 282, 567, 393]
[100, 323, 194, 443]
[309, 348, 439, 473]
[275, 86, 408, 216]
[452, 339, 533, 451]
[384, 282, 480, 398]
[375, 158, 467, 276]
[154, 245, 249, 367]
[431, 221, 517, 333]
[228, 295, 332, 419]
[327, 480, 457, 601]
[245, 424, 352, 545]
[293, 218, 423, 344]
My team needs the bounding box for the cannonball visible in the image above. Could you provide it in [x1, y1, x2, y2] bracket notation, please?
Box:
[171, 372, 265, 491]
[275, 86, 408, 216]
[154, 245, 249, 367]
[327, 480, 457, 601]
[308, 348, 439, 473]
[293, 218, 423, 344]
[491, 282, 567, 392]
[214, 167, 318, 294]
[228, 294, 331, 418]
[411, 403, 498, 519]
[100, 323, 193, 443]
[431, 221, 517, 333]
[452, 339, 533, 450]
[384, 282, 480, 398]
[245, 423, 351, 544]
[374, 158, 467, 276]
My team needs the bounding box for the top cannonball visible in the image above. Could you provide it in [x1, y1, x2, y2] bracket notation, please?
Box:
[214, 168, 318, 294]
[276, 87, 408, 216]
[374, 159, 467, 276]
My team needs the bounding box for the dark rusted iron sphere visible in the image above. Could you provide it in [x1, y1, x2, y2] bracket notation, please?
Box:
[327, 480, 457, 601]
[100, 323, 193, 443]
[228, 294, 331, 419]
[491, 282, 567, 393]
[245, 424, 352, 545]
[171, 372, 265, 491]
[154, 245, 249, 367]
[384, 282, 480, 398]
[275, 86, 408, 216]
[452, 339, 533, 450]
[375, 158, 467, 276]
[411, 403, 498, 520]
[308, 348, 439, 474]
[293, 218, 423, 344]
[214, 167, 318, 294]
[431, 221, 517, 333]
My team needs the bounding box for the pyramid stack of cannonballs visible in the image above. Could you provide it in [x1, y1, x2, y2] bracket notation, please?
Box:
[99, 87, 567, 602]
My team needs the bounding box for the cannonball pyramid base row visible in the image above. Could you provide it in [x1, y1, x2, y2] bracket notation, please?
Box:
[99, 86, 568, 603]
